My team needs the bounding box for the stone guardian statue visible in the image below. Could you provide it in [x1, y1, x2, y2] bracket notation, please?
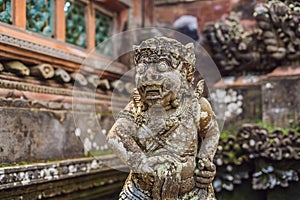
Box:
[107, 37, 220, 200]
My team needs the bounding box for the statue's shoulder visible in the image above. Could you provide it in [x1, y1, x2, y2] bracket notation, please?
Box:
[199, 97, 213, 115]
[124, 100, 136, 112]
[194, 79, 215, 136]
[117, 101, 136, 122]
[198, 97, 214, 136]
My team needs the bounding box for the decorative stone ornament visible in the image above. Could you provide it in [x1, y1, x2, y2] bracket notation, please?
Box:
[107, 37, 220, 200]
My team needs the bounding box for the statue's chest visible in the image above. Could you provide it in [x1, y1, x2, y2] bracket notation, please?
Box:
[135, 109, 198, 154]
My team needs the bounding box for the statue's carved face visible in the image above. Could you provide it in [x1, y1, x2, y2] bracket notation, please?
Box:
[133, 37, 195, 107]
[135, 58, 183, 106]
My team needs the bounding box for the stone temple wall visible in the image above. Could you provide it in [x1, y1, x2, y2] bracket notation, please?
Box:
[0, 0, 155, 198]
[203, 1, 300, 199]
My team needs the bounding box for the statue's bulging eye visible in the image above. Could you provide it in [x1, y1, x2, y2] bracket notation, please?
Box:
[136, 63, 146, 74]
[157, 61, 169, 72]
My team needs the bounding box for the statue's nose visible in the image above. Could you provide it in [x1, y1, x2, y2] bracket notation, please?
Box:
[150, 73, 162, 80]
[143, 68, 162, 81]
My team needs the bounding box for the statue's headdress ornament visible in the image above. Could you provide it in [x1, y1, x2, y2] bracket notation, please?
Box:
[133, 37, 196, 85]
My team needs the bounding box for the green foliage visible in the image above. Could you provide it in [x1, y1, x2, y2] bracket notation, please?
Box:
[88, 149, 113, 157]
[218, 121, 300, 166]
[218, 130, 246, 165]
[220, 130, 238, 140]
[0, 161, 31, 168]
[0, 163, 9, 168]
[257, 120, 276, 131]
[257, 120, 299, 134]
[220, 131, 231, 140]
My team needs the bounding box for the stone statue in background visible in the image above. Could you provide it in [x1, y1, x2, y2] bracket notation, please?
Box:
[107, 37, 220, 200]
[203, 0, 300, 75]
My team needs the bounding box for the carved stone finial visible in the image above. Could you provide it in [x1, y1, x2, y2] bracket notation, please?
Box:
[0, 62, 4, 72]
[98, 79, 111, 91]
[30, 64, 55, 79]
[71, 72, 88, 86]
[55, 68, 71, 83]
[4, 61, 30, 76]
[87, 74, 99, 88]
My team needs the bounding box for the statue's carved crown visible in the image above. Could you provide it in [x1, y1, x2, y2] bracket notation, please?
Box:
[133, 37, 196, 85]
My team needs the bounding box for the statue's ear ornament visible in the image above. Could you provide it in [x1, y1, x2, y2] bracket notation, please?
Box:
[185, 42, 195, 53]
[195, 79, 205, 99]
[131, 88, 142, 116]
[133, 44, 141, 51]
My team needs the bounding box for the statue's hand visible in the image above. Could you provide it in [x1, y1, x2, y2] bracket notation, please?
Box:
[195, 159, 216, 189]
[137, 161, 155, 174]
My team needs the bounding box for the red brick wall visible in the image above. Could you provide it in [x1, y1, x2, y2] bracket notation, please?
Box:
[155, 0, 235, 32]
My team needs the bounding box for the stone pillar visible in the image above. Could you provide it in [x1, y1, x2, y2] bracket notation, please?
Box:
[213, 76, 262, 131]
[262, 67, 300, 128]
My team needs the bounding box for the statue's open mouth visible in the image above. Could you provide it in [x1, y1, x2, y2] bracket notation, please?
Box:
[140, 84, 163, 100]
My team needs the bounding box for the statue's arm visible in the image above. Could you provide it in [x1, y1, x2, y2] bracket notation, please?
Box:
[196, 97, 220, 188]
[198, 97, 220, 161]
[107, 102, 151, 173]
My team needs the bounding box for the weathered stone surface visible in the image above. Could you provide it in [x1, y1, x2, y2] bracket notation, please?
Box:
[30, 64, 55, 79]
[87, 74, 100, 88]
[0, 165, 127, 200]
[0, 0, 154, 198]
[214, 124, 300, 194]
[0, 62, 3, 72]
[0, 108, 83, 163]
[213, 76, 262, 131]
[71, 72, 88, 86]
[0, 156, 125, 189]
[4, 61, 30, 76]
[262, 76, 300, 128]
[0, 107, 115, 164]
[55, 68, 71, 83]
[202, 0, 300, 76]
[108, 37, 220, 199]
